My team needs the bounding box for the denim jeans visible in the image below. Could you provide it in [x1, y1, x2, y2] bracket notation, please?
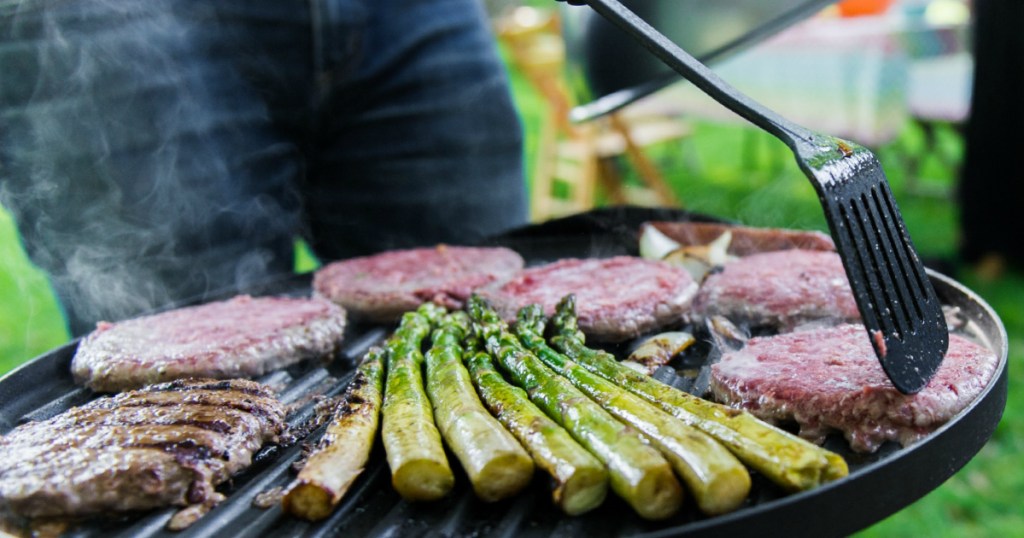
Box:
[0, 0, 527, 335]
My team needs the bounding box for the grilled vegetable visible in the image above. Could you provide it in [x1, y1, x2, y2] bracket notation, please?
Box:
[381, 305, 454, 501]
[624, 331, 696, 375]
[465, 348, 608, 515]
[424, 311, 534, 502]
[467, 295, 683, 520]
[283, 347, 385, 520]
[661, 230, 736, 281]
[517, 306, 751, 515]
[639, 223, 737, 281]
[639, 221, 683, 260]
[550, 295, 849, 490]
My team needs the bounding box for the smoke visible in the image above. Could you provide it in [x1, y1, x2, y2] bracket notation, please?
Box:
[0, 1, 300, 335]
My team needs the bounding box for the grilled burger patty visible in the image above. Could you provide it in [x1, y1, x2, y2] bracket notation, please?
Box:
[478, 256, 698, 342]
[0, 378, 285, 519]
[692, 249, 860, 329]
[313, 245, 525, 322]
[709, 324, 999, 453]
[72, 295, 347, 392]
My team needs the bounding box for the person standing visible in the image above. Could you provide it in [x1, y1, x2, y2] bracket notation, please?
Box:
[0, 0, 528, 336]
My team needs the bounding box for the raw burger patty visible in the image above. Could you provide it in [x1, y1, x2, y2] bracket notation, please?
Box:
[72, 295, 347, 392]
[693, 249, 860, 328]
[313, 245, 525, 322]
[0, 378, 284, 520]
[479, 256, 698, 342]
[710, 324, 999, 453]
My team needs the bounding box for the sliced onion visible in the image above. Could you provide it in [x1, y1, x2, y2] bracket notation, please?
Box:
[706, 315, 749, 350]
[705, 230, 735, 266]
[658, 230, 737, 281]
[639, 223, 681, 260]
[662, 249, 713, 281]
[620, 361, 650, 375]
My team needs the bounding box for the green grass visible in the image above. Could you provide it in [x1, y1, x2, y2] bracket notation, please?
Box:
[0, 209, 68, 374]
[0, 34, 1019, 537]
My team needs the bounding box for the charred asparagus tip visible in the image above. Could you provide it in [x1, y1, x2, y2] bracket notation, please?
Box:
[467, 295, 489, 319]
[515, 304, 547, 335]
[396, 311, 431, 337]
[467, 295, 507, 338]
[416, 302, 447, 324]
[431, 311, 469, 343]
[552, 295, 584, 341]
[555, 293, 577, 313]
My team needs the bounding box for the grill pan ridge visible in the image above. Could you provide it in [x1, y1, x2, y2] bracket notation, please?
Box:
[0, 206, 1008, 538]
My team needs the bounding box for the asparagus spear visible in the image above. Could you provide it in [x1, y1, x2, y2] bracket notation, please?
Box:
[550, 295, 849, 491]
[467, 296, 683, 520]
[381, 304, 454, 501]
[517, 305, 751, 516]
[282, 346, 385, 520]
[465, 347, 608, 515]
[424, 310, 534, 502]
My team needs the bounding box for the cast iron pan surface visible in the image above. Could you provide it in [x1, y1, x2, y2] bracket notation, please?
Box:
[0, 206, 1008, 538]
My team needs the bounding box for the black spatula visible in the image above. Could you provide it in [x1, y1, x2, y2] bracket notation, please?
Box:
[558, 0, 948, 393]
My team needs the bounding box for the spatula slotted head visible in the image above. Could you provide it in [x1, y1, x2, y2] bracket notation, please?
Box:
[804, 142, 949, 394]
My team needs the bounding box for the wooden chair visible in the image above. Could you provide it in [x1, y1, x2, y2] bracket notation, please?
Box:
[496, 7, 690, 222]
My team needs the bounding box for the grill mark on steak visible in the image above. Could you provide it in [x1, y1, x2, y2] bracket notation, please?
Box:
[0, 378, 284, 522]
[71, 295, 347, 392]
[55, 404, 263, 439]
[312, 245, 525, 322]
[93, 386, 286, 435]
[4, 441, 230, 489]
[142, 378, 277, 398]
[709, 325, 999, 453]
[3, 422, 231, 459]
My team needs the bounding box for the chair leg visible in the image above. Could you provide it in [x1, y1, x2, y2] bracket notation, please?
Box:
[608, 112, 683, 208]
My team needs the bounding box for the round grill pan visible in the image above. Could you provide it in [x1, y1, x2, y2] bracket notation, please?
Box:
[0, 206, 1007, 538]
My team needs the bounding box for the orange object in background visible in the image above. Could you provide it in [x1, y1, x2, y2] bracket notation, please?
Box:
[837, 0, 893, 16]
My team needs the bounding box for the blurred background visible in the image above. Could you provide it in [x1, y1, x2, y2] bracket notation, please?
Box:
[0, 0, 1020, 535]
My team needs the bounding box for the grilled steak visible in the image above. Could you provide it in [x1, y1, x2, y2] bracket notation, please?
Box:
[313, 245, 525, 322]
[0, 378, 284, 521]
[478, 256, 698, 342]
[72, 295, 347, 392]
[709, 324, 999, 453]
[692, 249, 860, 329]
